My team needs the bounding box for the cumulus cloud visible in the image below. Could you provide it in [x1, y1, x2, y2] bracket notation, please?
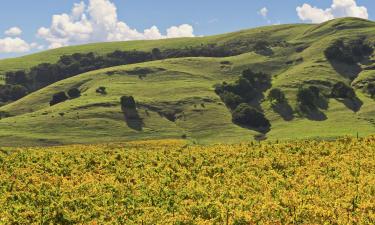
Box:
[37, 0, 195, 49]
[4, 27, 22, 36]
[0, 27, 43, 54]
[0, 37, 31, 53]
[259, 7, 268, 18]
[297, 0, 368, 23]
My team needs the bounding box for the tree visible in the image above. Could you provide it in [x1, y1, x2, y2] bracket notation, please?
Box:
[324, 40, 354, 64]
[219, 91, 243, 109]
[67, 88, 81, 99]
[9, 85, 28, 101]
[242, 69, 271, 90]
[152, 48, 162, 60]
[267, 88, 286, 104]
[121, 96, 136, 109]
[0, 84, 28, 102]
[325, 38, 374, 64]
[50, 92, 68, 106]
[232, 103, 270, 128]
[297, 86, 318, 110]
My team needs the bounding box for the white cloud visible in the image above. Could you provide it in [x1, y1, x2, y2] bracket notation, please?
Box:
[166, 24, 194, 38]
[4, 27, 22, 36]
[330, 0, 368, 18]
[37, 0, 195, 49]
[0, 27, 43, 54]
[259, 7, 268, 18]
[297, 0, 368, 23]
[297, 4, 334, 23]
[0, 37, 31, 53]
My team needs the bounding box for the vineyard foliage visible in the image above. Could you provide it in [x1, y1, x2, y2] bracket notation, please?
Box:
[0, 137, 374, 224]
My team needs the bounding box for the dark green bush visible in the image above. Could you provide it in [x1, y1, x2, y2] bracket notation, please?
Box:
[0, 84, 28, 102]
[232, 103, 270, 128]
[67, 88, 81, 99]
[219, 91, 244, 109]
[96, 86, 107, 95]
[120, 96, 136, 109]
[242, 69, 271, 89]
[297, 86, 319, 110]
[50, 92, 68, 106]
[268, 88, 286, 104]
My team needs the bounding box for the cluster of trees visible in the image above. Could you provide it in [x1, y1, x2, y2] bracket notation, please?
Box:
[297, 81, 357, 115]
[2, 44, 247, 105]
[162, 44, 238, 59]
[325, 38, 373, 64]
[50, 88, 81, 106]
[215, 69, 271, 130]
[0, 84, 28, 103]
[215, 69, 271, 108]
[5, 51, 154, 92]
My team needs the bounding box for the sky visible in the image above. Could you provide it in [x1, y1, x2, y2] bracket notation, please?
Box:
[0, 0, 374, 59]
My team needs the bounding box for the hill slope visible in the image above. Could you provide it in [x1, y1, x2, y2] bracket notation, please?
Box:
[0, 18, 374, 146]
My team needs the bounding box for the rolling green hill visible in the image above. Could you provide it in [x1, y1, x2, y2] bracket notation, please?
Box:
[0, 17, 374, 146]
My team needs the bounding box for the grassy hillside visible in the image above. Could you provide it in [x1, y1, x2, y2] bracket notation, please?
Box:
[0, 17, 374, 146]
[1, 137, 374, 224]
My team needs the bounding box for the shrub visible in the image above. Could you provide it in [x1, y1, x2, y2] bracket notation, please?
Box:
[241, 69, 271, 92]
[219, 91, 243, 109]
[253, 40, 270, 52]
[96, 87, 107, 95]
[297, 86, 319, 110]
[232, 103, 270, 128]
[268, 88, 286, 104]
[5, 70, 29, 86]
[152, 48, 162, 60]
[0, 84, 28, 102]
[67, 88, 81, 99]
[120, 96, 136, 109]
[331, 82, 355, 99]
[50, 92, 68, 106]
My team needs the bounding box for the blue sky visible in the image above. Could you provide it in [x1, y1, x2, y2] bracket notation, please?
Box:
[0, 0, 374, 59]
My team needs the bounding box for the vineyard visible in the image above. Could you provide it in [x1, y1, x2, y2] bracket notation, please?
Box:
[0, 137, 374, 224]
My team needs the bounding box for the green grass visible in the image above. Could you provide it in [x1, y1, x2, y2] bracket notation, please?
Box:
[0, 17, 374, 146]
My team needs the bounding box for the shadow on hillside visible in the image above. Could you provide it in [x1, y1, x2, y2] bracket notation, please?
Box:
[272, 102, 294, 121]
[329, 61, 362, 80]
[316, 97, 329, 110]
[237, 123, 271, 134]
[337, 97, 363, 112]
[305, 109, 328, 121]
[299, 104, 328, 121]
[123, 108, 143, 131]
